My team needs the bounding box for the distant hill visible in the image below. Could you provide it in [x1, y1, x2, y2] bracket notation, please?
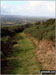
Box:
[1, 15, 49, 26]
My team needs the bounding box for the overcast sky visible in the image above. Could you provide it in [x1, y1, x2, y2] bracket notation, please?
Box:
[1, 1, 55, 18]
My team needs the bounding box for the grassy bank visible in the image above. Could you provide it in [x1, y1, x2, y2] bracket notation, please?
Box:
[2, 33, 42, 74]
[10, 33, 42, 74]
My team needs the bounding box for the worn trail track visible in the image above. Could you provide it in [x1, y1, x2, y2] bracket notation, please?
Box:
[10, 33, 42, 74]
[25, 33, 55, 70]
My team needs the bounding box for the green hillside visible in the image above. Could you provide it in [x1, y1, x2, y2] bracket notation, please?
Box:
[24, 19, 55, 41]
[1, 19, 55, 74]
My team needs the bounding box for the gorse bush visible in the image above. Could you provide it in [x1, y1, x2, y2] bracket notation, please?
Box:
[24, 19, 55, 41]
[1, 23, 32, 37]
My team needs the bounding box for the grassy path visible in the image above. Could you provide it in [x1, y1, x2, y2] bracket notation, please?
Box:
[10, 33, 41, 74]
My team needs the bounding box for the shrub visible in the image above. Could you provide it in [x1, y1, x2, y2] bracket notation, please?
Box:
[24, 19, 55, 41]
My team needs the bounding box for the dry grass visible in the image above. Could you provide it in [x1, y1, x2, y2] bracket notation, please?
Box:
[26, 34, 55, 70]
[13, 44, 20, 48]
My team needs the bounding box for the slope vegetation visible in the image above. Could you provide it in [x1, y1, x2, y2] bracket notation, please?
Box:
[24, 19, 55, 41]
[24, 19, 55, 70]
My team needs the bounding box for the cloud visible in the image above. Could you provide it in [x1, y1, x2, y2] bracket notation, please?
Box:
[1, 1, 41, 15]
[47, 2, 55, 13]
[1, 1, 55, 17]
[16, 1, 41, 15]
[29, 1, 41, 8]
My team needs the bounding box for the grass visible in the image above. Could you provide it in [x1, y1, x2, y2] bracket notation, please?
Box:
[1, 19, 55, 74]
[8, 33, 42, 74]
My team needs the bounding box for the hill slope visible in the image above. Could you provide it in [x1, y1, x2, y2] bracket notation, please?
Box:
[24, 19, 55, 41]
[24, 19, 55, 70]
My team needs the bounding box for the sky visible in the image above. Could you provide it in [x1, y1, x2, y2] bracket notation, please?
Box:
[1, 1, 55, 18]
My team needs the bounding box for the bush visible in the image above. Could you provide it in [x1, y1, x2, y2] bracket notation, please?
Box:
[24, 19, 55, 41]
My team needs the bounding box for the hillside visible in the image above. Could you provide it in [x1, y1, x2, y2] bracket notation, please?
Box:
[24, 19, 55, 70]
[1, 18, 55, 74]
[24, 19, 55, 41]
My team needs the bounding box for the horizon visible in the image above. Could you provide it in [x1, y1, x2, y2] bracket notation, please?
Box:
[1, 15, 55, 19]
[1, 1, 55, 18]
